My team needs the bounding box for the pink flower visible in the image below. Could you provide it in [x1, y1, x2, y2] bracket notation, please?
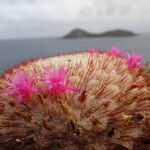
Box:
[88, 48, 100, 54]
[108, 47, 124, 57]
[5, 71, 36, 102]
[125, 53, 142, 69]
[42, 66, 80, 94]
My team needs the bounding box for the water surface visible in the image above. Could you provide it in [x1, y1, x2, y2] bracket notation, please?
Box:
[0, 34, 150, 74]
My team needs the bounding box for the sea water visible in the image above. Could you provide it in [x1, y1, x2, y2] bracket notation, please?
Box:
[0, 34, 150, 73]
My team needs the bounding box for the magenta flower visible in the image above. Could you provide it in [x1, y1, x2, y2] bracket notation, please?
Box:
[108, 47, 124, 57]
[5, 71, 36, 102]
[88, 48, 100, 54]
[42, 66, 80, 94]
[126, 52, 142, 69]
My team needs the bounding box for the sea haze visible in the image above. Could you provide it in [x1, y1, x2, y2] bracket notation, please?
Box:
[0, 34, 150, 74]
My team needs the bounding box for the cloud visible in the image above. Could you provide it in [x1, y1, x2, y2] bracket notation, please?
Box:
[0, 0, 150, 36]
[78, 0, 150, 32]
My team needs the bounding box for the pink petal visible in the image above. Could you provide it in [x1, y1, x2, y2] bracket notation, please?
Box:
[42, 66, 80, 94]
[125, 52, 143, 69]
[5, 71, 35, 102]
[108, 47, 124, 57]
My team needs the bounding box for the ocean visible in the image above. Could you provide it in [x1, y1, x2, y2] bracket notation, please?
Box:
[0, 34, 150, 74]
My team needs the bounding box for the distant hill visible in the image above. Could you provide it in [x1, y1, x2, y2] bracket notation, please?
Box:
[63, 29, 136, 38]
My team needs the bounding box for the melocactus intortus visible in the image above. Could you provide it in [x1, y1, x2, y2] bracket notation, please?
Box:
[0, 47, 150, 150]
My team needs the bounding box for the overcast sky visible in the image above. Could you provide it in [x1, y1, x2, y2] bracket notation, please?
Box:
[0, 0, 150, 37]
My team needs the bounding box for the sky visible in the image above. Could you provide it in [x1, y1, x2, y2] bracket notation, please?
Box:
[0, 0, 150, 37]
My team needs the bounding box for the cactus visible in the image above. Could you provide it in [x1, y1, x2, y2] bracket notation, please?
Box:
[0, 48, 149, 150]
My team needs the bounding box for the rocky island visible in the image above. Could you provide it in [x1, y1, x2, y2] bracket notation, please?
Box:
[63, 29, 136, 38]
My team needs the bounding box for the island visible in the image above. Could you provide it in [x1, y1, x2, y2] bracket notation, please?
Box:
[63, 29, 136, 38]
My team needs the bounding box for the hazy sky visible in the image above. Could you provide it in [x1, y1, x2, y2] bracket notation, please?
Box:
[0, 0, 150, 37]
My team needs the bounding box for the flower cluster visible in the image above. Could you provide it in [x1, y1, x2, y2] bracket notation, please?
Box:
[107, 47, 124, 57]
[5, 71, 36, 102]
[42, 66, 80, 93]
[4, 48, 143, 103]
[88, 47, 143, 69]
[126, 53, 142, 69]
[5, 66, 80, 102]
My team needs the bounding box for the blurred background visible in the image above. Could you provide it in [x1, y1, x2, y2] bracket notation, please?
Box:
[0, 0, 150, 73]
